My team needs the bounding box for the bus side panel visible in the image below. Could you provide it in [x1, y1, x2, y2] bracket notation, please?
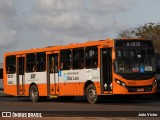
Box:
[4, 85, 17, 96]
[59, 83, 75, 96]
[25, 72, 48, 96]
[37, 84, 48, 96]
[3, 63, 7, 94]
[58, 69, 101, 96]
[74, 82, 85, 96]
[24, 84, 30, 96]
[94, 82, 101, 95]
[91, 69, 101, 95]
[4, 74, 17, 96]
[58, 82, 101, 96]
[23, 84, 48, 96]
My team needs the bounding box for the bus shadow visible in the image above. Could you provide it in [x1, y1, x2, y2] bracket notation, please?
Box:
[45, 95, 160, 105]
[1, 95, 160, 105]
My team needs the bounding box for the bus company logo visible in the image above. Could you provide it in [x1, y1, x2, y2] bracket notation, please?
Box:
[30, 74, 36, 79]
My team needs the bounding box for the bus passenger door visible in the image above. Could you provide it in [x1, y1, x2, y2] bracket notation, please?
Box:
[101, 48, 112, 94]
[47, 54, 59, 96]
[17, 57, 25, 95]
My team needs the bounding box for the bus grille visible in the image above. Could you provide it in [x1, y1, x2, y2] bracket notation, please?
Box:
[126, 85, 152, 92]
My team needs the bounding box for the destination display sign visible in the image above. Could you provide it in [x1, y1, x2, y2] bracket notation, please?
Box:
[115, 40, 153, 48]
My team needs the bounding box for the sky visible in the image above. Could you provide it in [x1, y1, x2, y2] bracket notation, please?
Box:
[0, 0, 160, 62]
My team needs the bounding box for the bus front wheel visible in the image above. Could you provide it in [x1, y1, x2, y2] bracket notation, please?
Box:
[86, 84, 99, 104]
[29, 85, 41, 102]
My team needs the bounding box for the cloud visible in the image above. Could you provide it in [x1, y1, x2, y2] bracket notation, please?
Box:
[28, 0, 131, 42]
[0, 26, 16, 48]
[0, 0, 16, 17]
[0, 0, 132, 62]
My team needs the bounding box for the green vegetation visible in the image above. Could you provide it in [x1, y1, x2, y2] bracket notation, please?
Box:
[118, 23, 160, 52]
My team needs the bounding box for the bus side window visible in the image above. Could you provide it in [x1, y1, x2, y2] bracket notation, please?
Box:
[6, 56, 16, 74]
[85, 46, 98, 68]
[36, 52, 46, 72]
[26, 53, 36, 73]
[93, 60, 97, 68]
[72, 48, 84, 69]
[32, 66, 36, 72]
[60, 49, 71, 70]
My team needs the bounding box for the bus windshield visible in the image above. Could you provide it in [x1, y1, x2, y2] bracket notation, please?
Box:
[115, 49, 155, 74]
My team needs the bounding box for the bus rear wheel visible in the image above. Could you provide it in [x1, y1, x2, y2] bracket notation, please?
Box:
[29, 85, 41, 102]
[86, 84, 99, 104]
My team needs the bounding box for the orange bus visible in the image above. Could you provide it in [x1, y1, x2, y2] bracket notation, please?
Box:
[3, 38, 157, 103]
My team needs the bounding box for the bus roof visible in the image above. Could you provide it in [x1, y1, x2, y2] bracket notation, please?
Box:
[4, 38, 149, 56]
[115, 38, 147, 41]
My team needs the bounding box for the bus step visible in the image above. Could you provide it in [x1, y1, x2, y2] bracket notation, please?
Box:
[49, 95, 58, 98]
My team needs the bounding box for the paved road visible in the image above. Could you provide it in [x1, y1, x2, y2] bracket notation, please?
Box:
[0, 95, 160, 117]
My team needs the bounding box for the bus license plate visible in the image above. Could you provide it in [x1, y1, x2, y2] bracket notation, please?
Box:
[137, 88, 144, 92]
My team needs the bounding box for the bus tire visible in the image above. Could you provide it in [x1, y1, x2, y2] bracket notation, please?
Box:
[29, 85, 41, 102]
[86, 84, 99, 104]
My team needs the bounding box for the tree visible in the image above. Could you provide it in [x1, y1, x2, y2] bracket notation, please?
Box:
[118, 22, 160, 52]
[118, 28, 136, 38]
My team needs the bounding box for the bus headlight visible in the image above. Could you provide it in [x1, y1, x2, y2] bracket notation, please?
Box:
[115, 79, 126, 88]
[152, 79, 157, 87]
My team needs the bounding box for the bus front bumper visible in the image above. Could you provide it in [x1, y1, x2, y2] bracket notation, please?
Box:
[113, 83, 157, 95]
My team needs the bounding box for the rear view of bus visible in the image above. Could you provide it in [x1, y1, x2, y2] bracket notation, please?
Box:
[112, 39, 156, 95]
